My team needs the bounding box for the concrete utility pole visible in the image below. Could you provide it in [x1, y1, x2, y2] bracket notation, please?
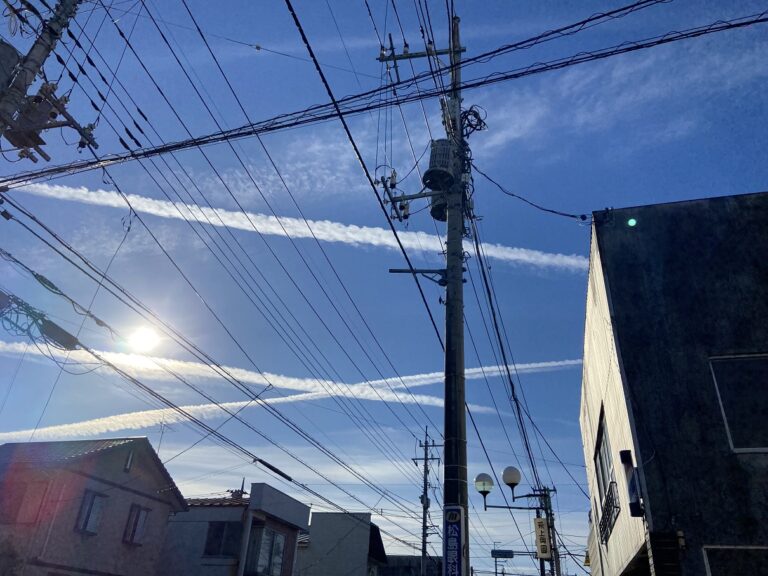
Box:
[542, 489, 562, 576]
[413, 427, 442, 576]
[0, 0, 79, 120]
[443, 15, 469, 576]
[380, 14, 469, 576]
[0, 0, 95, 161]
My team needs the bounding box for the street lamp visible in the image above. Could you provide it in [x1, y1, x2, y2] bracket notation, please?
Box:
[473, 467, 559, 576]
[473, 466, 539, 510]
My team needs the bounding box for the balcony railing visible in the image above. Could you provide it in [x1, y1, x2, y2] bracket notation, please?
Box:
[598, 481, 620, 543]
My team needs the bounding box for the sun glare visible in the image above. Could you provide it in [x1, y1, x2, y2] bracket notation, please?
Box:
[128, 327, 160, 353]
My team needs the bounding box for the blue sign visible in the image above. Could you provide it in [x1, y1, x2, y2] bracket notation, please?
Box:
[443, 506, 464, 576]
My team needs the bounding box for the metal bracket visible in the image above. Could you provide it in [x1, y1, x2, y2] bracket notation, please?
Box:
[389, 267, 448, 286]
[394, 187, 445, 202]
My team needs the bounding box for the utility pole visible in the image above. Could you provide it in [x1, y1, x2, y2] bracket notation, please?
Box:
[0, 0, 80, 121]
[413, 427, 442, 576]
[443, 15, 469, 576]
[0, 0, 96, 161]
[542, 489, 562, 576]
[381, 14, 469, 576]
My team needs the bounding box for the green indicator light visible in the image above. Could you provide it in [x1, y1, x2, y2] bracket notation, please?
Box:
[627, 218, 637, 227]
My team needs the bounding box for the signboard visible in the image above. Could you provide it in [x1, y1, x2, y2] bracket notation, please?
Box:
[534, 517, 552, 560]
[443, 506, 464, 576]
[491, 549, 515, 559]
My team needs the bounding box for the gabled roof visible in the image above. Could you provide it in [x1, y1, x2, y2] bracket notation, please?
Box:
[0, 437, 186, 511]
[0, 438, 136, 463]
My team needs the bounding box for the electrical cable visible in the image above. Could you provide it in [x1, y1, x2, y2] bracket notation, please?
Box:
[0, 341, 27, 418]
[178, 0, 439, 440]
[45, 0, 427, 485]
[283, 0, 445, 352]
[124, 11, 427, 485]
[89, 0, 380, 79]
[7, 5, 761, 188]
[28, 217, 131, 440]
[2, 200, 425, 512]
[468, 218, 542, 489]
[472, 161, 589, 221]
[470, 218, 591, 500]
[0, 4, 768, 187]
[0, 267, 425, 532]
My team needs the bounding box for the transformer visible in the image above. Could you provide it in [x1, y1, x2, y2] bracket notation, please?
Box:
[422, 139, 455, 222]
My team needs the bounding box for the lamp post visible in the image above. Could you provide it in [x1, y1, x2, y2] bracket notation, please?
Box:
[474, 467, 559, 576]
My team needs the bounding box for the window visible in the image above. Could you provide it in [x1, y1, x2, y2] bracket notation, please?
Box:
[204, 521, 243, 557]
[75, 490, 107, 534]
[594, 411, 619, 542]
[594, 414, 614, 505]
[124, 449, 134, 472]
[710, 356, 768, 452]
[123, 504, 150, 545]
[244, 524, 286, 576]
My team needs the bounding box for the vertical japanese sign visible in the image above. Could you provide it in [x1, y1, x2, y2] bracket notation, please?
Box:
[443, 506, 464, 576]
[534, 517, 552, 560]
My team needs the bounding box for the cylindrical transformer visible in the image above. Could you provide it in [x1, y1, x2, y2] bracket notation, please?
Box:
[423, 139, 454, 190]
[423, 139, 454, 222]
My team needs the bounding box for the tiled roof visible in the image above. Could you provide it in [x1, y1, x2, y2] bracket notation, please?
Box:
[0, 438, 138, 463]
[186, 496, 250, 507]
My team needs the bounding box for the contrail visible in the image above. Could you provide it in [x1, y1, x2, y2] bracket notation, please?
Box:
[0, 394, 319, 442]
[18, 183, 588, 271]
[0, 341, 580, 441]
[0, 340, 581, 394]
[0, 393, 496, 443]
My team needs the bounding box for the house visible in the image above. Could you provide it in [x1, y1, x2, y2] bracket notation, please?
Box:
[296, 512, 387, 576]
[580, 192, 768, 575]
[160, 482, 309, 576]
[0, 437, 185, 576]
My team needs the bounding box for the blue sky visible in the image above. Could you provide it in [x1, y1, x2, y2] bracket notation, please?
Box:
[1, 0, 767, 573]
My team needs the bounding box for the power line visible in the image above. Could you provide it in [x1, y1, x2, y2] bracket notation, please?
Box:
[90, 0, 381, 79]
[0, 252, 426, 533]
[468, 217, 591, 501]
[59, 0, 426, 482]
[472, 162, 589, 222]
[6, 7, 764, 188]
[282, 0, 445, 351]
[1, 197, 427, 510]
[178, 0, 440, 438]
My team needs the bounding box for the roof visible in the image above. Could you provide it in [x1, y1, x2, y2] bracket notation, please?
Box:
[0, 438, 136, 463]
[0, 437, 186, 511]
[186, 496, 250, 507]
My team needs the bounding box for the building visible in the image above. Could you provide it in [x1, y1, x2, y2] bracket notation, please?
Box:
[296, 512, 387, 576]
[160, 482, 309, 576]
[0, 437, 185, 576]
[580, 192, 768, 576]
[378, 555, 442, 576]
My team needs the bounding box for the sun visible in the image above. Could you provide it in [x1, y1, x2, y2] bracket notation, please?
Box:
[128, 327, 161, 353]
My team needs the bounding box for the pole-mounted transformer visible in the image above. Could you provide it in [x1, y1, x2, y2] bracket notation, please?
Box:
[422, 138, 455, 222]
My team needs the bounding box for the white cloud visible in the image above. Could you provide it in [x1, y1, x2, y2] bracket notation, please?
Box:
[16, 184, 589, 271]
[471, 36, 768, 155]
